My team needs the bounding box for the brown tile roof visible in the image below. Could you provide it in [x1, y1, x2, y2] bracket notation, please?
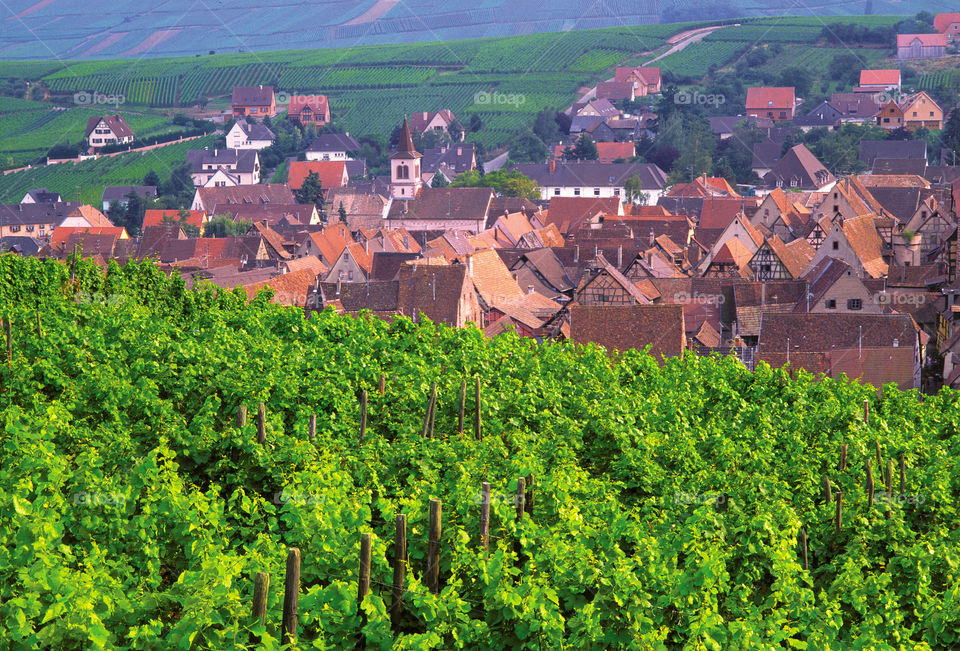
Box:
[243, 269, 317, 306]
[84, 114, 134, 139]
[344, 241, 374, 273]
[397, 263, 472, 326]
[305, 224, 352, 265]
[281, 255, 328, 276]
[252, 222, 292, 259]
[326, 189, 386, 231]
[570, 304, 685, 357]
[698, 197, 745, 230]
[218, 204, 316, 227]
[542, 196, 622, 235]
[196, 185, 296, 213]
[757, 313, 916, 352]
[385, 187, 494, 222]
[767, 235, 815, 278]
[842, 215, 888, 278]
[746, 87, 795, 112]
[319, 280, 399, 315]
[287, 161, 349, 191]
[143, 209, 206, 230]
[461, 248, 525, 307]
[232, 85, 274, 106]
[734, 281, 807, 336]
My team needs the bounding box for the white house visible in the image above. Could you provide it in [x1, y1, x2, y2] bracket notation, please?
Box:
[185, 149, 260, 187]
[84, 115, 134, 148]
[511, 160, 668, 204]
[225, 119, 275, 150]
[304, 133, 361, 162]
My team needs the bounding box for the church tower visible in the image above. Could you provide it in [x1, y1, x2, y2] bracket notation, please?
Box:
[390, 117, 423, 200]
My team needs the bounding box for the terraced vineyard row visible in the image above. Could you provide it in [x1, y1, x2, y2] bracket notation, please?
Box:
[279, 66, 437, 91]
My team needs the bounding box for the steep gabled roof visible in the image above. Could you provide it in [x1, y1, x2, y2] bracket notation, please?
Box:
[842, 215, 888, 278]
[84, 114, 134, 139]
[746, 87, 796, 111]
[859, 70, 901, 86]
[232, 85, 274, 106]
[287, 161, 349, 191]
[570, 304, 684, 357]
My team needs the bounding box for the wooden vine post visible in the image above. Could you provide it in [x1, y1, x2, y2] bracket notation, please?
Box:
[427, 499, 442, 594]
[4, 316, 11, 362]
[835, 491, 843, 534]
[281, 548, 301, 646]
[474, 377, 482, 441]
[378, 374, 386, 395]
[800, 528, 808, 570]
[875, 440, 882, 472]
[358, 390, 367, 448]
[252, 572, 269, 630]
[839, 444, 847, 471]
[421, 383, 437, 438]
[391, 514, 407, 632]
[357, 533, 371, 647]
[524, 474, 534, 517]
[236, 405, 247, 428]
[479, 482, 491, 554]
[899, 452, 906, 497]
[458, 379, 466, 437]
[823, 476, 832, 505]
[36, 310, 42, 340]
[257, 402, 266, 445]
[865, 459, 874, 508]
[309, 414, 316, 441]
[864, 399, 869, 424]
[515, 477, 526, 565]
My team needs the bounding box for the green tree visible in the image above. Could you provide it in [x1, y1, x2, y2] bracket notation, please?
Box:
[296, 171, 325, 212]
[509, 130, 549, 164]
[623, 175, 648, 205]
[564, 135, 598, 161]
[338, 200, 348, 223]
[143, 169, 161, 188]
[448, 120, 464, 143]
[532, 108, 561, 144]
[450, 169, 540, 199]
[468, 114, 483, 133]
[204, 215, 252, 237]
[431, 173, 449, 188]
[777, 67, 813, 97]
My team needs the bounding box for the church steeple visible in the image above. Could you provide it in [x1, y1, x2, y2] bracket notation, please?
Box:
[390, 116, 422, 199]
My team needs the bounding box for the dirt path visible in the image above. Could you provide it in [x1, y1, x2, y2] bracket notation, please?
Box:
[344, 0, 401, 25]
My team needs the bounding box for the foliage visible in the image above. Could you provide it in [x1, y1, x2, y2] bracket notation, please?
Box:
[450, 169, 540, 199]
[204, 215, 252, 238]
[0, 254, 958, 648]
[563, 135, 598, 161]
[295, 171, 325, 212]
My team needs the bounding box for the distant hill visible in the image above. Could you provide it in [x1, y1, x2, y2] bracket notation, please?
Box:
[0, 0, 955, 59]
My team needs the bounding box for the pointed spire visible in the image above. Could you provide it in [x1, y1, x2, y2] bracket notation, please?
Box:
[392, 116, 421, 160]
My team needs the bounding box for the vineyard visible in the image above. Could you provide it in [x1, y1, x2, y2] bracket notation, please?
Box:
[1, 254, 960, 648]
[920, 71, 960, 92]
[0, 135, 217, 205]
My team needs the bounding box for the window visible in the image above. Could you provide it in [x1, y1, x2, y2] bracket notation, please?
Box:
[832, 241, 839, 250]
[553, 188, 560, 196]
[847, 298, 862, 310]
[593, 188, 600, 196]
[574, 188, 580, 196]
[613, 189, 620, 196]
[9, 226, 19, 233]
[26, 226, 34, 232]
[348, 270, 354, 281]
[826, 299, 837, 309]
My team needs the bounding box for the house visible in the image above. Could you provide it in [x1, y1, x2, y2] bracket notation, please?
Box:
[571, 99, 619, 118]
[325, 188, 387, 231]
[859, 140, 927, 168]
[232, 86, 276, 118]
[512, 160, 667, 202]
[761, 144, 836, 192]
[421, 143, 477, 184]
[216, 203, 320, 228]
[325, 242, 374, 283]
[0, 236, 42, 255]
[748, 235, 815, 281]
[142, 209, 208, 232]
[830, 93, 881, 124]
[384, 187, 495, 233]
[613, 66, 662, 95]
[186, 149, 260, 187]
[397, 262, 482, 327]
[859, 70, 901, 92]
[807, 214, 888, 278]
[876, 92, 943, 131]
[934, 13, 960, 42]
[793, 102, 842, 131]
[570, 304, 684, 357]
[101, 185, 156, 212]
[191, 185, 296, 213]
[242, 269, 320, 307]
[539, 196, 622, 235]
[287, 161, 349, 192]
[574, 253, 653, 305]
[84, 115, 134, 148]
[756, 313, 920, 390]
[295, 223, 352, 265]
[709, 115, 774, 140]
[304, 134, 361, 162]
[288, 95, 330, 126]
[595, 81, 635, 102]
[799, 257, 882, 314]
[225, 119, 275, 150]
[409, 110, 457, 136]
[595, 142, 635, 163]
[752, 141, 784, 178]
[897, 34, 947, 59]
[746, 87, 796, 121]
[21, 188, 61, 204]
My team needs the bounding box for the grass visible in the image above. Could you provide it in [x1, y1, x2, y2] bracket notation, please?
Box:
[0, 135, 216, 206]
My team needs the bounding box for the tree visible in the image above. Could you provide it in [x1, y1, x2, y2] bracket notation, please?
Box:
[468, 114, 483, 133]
[448, 120, 464, 143]
[204, 215, 252, 238]
[509, 130, 549, 164]
[431, 173, 449, 188]
[564, 135, 598, 161]
[777, 67, 813, 97]
[623, 175, 648, 205]
[161, 207, 200, 237]
[532, 108, 561, 144]
[143, 169, 161, 188]
[338, 200, 348, 223]
[296, 171, 324, 212]
[941, 109, 960, 166]
[450, 169, 540, 200]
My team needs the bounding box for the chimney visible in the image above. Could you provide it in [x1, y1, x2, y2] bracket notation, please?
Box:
[548, 159, 556, 174]
[649, 228, 655, 247]
[466, 255, 473, 276]
[527, 285, 534, 295]
[457, 147, 462, 156]
[761, 282, 766, 306]
[574, 245, 579, 263]
[617, 245, 622, 268]
[336, 274, 342, 296]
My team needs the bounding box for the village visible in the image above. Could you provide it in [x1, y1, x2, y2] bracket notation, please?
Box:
[2, 13, 960, 394]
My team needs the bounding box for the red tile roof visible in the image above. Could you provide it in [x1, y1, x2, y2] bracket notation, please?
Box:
[287, 161, 349, 191]
[934, 12, 960, 32]
[570, 304, 684, 358]
[859, 70, 900, 86]
[596, 142, 636, 162]
[897, 34, 947, 47]
[143, 209, 206, 229]
[746, 87, 795, 111]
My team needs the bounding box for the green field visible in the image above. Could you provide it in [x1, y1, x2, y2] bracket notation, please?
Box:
[2, 254, 960, 647]
[0, 135, 216, 205]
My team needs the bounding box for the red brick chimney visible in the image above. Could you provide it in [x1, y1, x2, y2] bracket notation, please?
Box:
[548, 159, 556, 174]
